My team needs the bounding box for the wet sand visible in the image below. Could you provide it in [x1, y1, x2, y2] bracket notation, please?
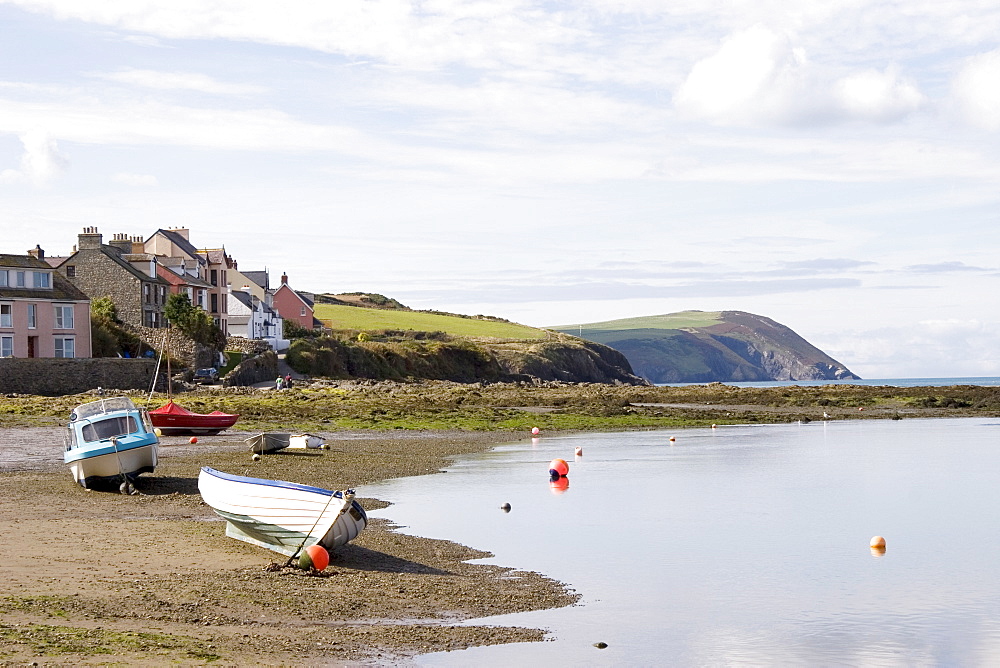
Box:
[0, 427, 577, 666]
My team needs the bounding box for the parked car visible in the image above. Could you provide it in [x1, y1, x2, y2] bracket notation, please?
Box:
[194, 368, 219, 384]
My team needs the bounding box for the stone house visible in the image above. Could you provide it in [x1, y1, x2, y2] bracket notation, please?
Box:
[55, 228, 169, 329]
[0, 249, 92, 358]
[272, 273, 318, 330]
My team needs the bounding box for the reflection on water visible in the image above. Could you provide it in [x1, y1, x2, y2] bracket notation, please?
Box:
[367, 418, 1000, 666]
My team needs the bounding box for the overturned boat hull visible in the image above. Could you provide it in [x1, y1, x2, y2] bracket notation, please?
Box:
[245, 432, 291, 454]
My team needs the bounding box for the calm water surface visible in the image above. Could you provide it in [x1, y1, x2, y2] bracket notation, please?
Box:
[367, 418, 1000, 666]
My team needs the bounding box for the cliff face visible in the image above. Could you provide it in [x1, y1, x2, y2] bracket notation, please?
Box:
[485, 334, 647, 384]
[554, 310, 859, 384]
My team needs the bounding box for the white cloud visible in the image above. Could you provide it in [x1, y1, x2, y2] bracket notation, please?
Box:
[821, 319, 1000, 378]
[111, 172, 158, 186]
[950, 48, 1000, 131]
[0, 129, 68, 186]
[95, 68, 265, 95]
[674, 24, 924, 127]
[833, 66, 923, 122]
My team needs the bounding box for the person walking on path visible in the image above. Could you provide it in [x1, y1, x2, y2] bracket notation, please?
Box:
[284, 374, 292, 389]
[276, 376, 283, 391]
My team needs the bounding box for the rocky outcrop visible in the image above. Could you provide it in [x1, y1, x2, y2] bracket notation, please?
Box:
[486, 335, 646, 384]
[284, 332, 647, 385]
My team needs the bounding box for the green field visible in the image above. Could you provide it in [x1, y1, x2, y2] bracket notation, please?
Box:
[552, 310, 723, 332]
[315, 304, 545, 340]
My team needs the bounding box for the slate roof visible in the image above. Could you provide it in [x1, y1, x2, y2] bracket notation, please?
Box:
[200, 248, 230, 265]
[0, 254, 89, 301]
[230, 290, 254, 310]
[151, 229, 204, 264]
[242, 271, 269, 290]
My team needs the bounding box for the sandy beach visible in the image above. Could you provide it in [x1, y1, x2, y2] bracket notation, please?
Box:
[0, 426, 577, 666]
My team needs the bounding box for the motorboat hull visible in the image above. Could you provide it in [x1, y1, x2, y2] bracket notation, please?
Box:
[65, 397, 159, 490]
[149, 400, 239, 435]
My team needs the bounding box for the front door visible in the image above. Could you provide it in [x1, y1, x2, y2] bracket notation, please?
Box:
[27, 336, 37, 358]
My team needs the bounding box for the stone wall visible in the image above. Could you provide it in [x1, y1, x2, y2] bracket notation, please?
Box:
[130, 325, 220, 369]
[226, 336, 271, 356]
[0, 357, 163, 396]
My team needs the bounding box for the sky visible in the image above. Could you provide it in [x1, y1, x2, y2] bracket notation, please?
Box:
[1, 1, 999, 379]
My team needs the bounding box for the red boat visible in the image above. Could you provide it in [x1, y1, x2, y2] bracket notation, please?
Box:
[148, 400, 240, 435]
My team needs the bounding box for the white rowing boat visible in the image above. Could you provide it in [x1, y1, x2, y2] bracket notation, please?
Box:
[197, 467, 367, 557]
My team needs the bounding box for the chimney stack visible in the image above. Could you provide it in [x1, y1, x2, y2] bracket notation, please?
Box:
[281, 273, 288, 285]
[27, 245, 44, 260]
[109, 233, 132, 254]
[78, 226, 103, 250]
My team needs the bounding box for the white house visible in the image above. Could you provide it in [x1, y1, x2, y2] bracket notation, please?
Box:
[227, 285, 288, 351]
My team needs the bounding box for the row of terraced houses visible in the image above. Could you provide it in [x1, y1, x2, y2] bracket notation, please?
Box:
[0, 227, 320, 359]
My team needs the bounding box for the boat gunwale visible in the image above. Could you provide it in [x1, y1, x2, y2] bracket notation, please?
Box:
[200, 466, 344, 498]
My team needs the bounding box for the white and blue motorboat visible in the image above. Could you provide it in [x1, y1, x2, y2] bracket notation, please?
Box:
[198, 467, 367, 558]
[65, 397, 159, 493]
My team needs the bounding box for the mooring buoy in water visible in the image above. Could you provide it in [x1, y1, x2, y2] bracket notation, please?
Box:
[500, 502, 511, 512]
[549, 458, 569, 478]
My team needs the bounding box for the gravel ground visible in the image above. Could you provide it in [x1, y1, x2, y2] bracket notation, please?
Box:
[0, 427, 578, 666]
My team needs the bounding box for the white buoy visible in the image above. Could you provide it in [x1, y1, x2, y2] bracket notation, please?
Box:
[252, 453, 262, 462]
[574, 446, 583, 456]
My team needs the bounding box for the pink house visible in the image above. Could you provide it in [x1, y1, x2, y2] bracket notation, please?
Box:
[0, 250, 92, 358]
[271, 273, 316, 330]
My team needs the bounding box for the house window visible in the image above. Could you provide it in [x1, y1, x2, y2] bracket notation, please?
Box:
[54, 305, 74, 329]
[15, 271, 25, 287]
[143, 284, 150, 303]
[0, 336, 11, 357]
[32, 271, 50, 288]
[211, 293, 218, 313]
[210, 269, 218, 286]
[0, 271, 7, 286]
[66, 265, 76, 277]
[300, 306, 306, 317]
[0, 304, 11, 328]
[54, 337, 75, 358]
[27, 304, 36, 329]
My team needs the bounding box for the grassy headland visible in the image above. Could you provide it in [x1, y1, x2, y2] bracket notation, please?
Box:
[314, 303, 545, 340]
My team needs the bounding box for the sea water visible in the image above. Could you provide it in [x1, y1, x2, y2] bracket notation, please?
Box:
[663, 376, 1000, 388]
[367, 417, 1000, 666]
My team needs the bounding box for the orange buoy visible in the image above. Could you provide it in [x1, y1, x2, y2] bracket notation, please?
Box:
[189, 436, 198, 444]
[299, 544, 330, 571]
[549, 458, 569, 477]
[870, 535, 886, 549]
